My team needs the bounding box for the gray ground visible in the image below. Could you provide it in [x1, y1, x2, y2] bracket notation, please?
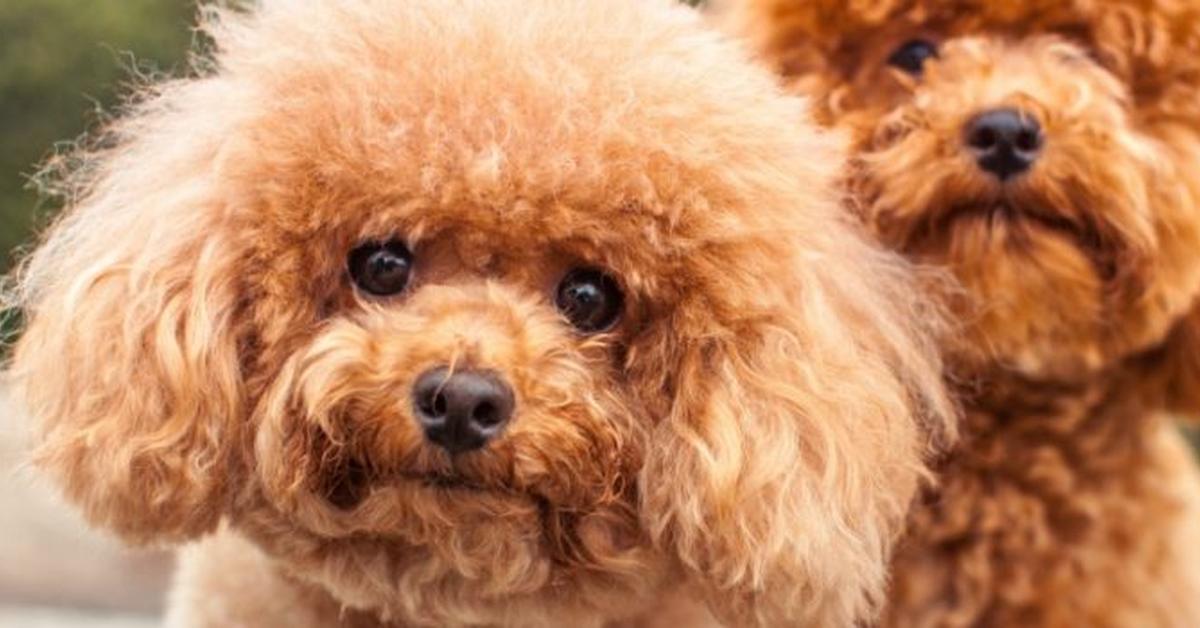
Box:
[0, 390, 171, 627]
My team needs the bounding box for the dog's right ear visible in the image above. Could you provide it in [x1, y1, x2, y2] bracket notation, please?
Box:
[7, 91, 245, 543]
[1154, 306, 1200, 419]
[636, 227, 956, 626]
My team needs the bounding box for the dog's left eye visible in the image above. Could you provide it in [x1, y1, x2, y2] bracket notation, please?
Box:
[888, 39, 939, 75]
[555, 268, 623, 333]
[348, 240, 413, 296]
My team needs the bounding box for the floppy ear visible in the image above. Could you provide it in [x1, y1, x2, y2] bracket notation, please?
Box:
[6, 88, 245, 543]
[639, 239, 955, 626]
[1152, 306, 1200, 419]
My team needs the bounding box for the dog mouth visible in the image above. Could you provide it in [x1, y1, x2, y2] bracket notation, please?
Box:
[889, 196, 1123, 285]
[914, 197, 1108, 256]
[322, 457, 521, 511]
[316, 458, 630, 566]
[932, 201, 1092, 240]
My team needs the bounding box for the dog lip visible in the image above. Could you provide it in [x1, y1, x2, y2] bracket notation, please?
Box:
[321, 462, 504, 511]
[936, 200, 1083, 236]
[896, 198, 1100, 256]
[912, 199, 1117, 281]
[394, 470, 506, 494]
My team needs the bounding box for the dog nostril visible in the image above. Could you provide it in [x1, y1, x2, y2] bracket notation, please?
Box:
[417, 393, 444, 418]
[473, 401, 500, 427]
[413, 367, 449, 420]
[968, 126, 998, 151]
[411, 367, 515, 454]
[1016, 127, 1042, 152]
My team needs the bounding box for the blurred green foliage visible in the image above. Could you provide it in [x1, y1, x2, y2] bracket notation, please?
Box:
[0, 0, 192, 272]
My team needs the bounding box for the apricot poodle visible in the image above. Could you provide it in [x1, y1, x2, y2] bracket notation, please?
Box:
[5, 0, 956, 626]
[725, 0, 1200, 626]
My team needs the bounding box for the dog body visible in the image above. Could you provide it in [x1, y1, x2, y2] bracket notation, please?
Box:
[8, 0, 955, 626]
[726, 0, 1200, 625]
[883, 375, 1200, 627]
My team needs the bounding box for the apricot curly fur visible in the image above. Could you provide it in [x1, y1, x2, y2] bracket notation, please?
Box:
[5, 0, 955, 626]
[724, 0, 1200, 625]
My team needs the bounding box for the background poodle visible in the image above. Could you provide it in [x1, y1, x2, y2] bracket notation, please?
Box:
[5, 0, 955, 626]
[724, 0, 1200, 625]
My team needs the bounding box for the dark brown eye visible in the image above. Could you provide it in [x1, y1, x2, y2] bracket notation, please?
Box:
[889, 39, 939, 75]
[348, 240, 413, 296]
[555, 268, 623, 333]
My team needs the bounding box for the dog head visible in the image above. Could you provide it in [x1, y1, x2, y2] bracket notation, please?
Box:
[728, 0, 1200, 383]
[8, 0, 954, 625]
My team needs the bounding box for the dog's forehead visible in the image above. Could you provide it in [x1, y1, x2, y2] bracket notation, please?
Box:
[765, 0, 1200, 46]
[222, 0, 834, 255]
[793, 0, 1131, 26]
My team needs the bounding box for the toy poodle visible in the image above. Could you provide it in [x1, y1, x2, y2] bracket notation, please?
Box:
[724, 0, 1200, 626]
[6, 0, 956, 626]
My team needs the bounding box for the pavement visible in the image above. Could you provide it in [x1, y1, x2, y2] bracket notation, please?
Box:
[0, 389, 171, 627]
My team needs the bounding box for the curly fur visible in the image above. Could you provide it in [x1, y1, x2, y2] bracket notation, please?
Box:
[723, 0, 1200, 625]
[6, 0, 955, 626]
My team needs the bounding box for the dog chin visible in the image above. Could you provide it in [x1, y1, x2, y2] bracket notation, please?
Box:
[237, 476, 657, 626]
[250, 442, 648, 569]
[905, 200, 1112, 379]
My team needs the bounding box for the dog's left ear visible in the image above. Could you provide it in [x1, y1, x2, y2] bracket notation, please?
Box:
[1151, 305, 1200, 419]
[6, 93, 246, 543]
[637, 239, 955, 626]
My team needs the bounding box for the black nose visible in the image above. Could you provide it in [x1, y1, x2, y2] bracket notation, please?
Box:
[412, 367, 515, 454]
[965, 108, 1043, 181]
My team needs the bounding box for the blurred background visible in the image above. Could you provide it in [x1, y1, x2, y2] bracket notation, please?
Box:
[1, 2, 192, 625]
[0, 0, 193, 273]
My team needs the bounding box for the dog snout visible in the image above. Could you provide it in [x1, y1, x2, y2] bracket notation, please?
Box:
[965, 108, 1043, 181]
[412, 366, 515, 454]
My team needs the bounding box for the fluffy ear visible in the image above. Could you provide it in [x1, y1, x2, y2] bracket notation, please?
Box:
[5, 86, 245, 543]
[1151, 307, 1200, 419]
[639, 241, 955, 626]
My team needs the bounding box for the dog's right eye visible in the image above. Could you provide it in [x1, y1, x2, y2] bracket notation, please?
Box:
[555, 268, 623, 333]
[888, 39, 939, 75]
[348, 240, 413, 296]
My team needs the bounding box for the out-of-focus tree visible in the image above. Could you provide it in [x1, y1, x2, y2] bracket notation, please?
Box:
[0, 0, 192, 271]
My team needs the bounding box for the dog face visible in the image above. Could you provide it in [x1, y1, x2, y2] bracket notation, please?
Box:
[730, 0, 1200, 381]
[9, 0, 955, 625]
